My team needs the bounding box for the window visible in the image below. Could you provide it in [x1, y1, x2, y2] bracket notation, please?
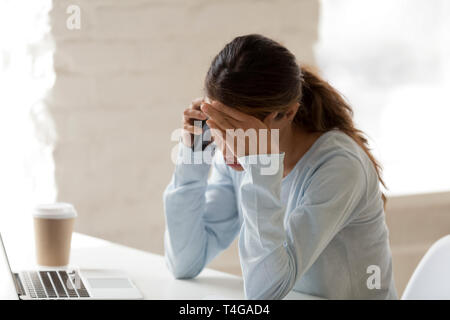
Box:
[317, 0, 450, 195]
[0, 0, 55, 227]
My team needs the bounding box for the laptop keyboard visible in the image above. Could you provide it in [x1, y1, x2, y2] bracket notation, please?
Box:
[21, 270, 90, 299]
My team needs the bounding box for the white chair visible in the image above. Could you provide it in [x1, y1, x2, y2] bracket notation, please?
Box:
[402, 235, 450, 299]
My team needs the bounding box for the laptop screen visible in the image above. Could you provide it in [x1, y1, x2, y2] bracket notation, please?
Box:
[0, 233, 20, 299]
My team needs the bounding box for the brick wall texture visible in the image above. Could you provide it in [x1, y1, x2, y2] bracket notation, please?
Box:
[47, 0, 319, 276]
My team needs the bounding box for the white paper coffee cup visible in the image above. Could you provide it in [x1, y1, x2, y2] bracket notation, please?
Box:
[33, 203, 77, 266]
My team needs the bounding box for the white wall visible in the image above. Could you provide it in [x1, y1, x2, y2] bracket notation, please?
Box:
[47, 0, 319, 274]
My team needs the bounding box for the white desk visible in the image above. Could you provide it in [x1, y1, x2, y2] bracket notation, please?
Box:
[2, 228, 320, 300]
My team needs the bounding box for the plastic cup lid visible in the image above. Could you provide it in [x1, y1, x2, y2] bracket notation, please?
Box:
[33, 203, 77, 219]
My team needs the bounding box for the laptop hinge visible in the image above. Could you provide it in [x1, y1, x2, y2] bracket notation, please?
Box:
[13, 273, 26, 296]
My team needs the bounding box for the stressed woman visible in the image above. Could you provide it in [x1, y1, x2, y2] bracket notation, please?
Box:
[163, 34, 397, 300]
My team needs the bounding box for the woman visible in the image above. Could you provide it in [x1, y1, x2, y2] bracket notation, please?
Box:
[163, 34, 397, 300]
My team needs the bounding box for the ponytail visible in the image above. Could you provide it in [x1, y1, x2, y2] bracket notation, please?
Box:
[296, 65, 387, 206]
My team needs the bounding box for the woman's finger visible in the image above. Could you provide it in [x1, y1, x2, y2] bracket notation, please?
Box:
[206, 120, 225, 149]
[202, 104, 235, 129]
[183, 108, 207, 121]
[190, 97, 204, 110]
[208, 119, 240, 160]
[206, 119, 225, 135]
[206, 120, 227, 142]
[210, 101, 247, 121]
[181, 97, 207, 147]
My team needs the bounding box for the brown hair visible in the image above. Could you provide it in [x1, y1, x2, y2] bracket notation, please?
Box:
[205, 34, 386, 205]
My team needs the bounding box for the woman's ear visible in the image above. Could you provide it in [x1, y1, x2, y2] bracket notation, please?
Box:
[285, 102, 300, 122]
[263, 112, 279, 127]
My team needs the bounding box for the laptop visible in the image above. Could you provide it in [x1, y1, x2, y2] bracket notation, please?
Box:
[0, 233, 143, 300]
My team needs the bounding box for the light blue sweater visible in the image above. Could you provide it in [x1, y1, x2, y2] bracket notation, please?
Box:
[163, 130, 397, 299]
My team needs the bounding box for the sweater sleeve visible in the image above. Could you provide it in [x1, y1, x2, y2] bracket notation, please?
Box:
[163, 142, 240, 279]
[237, 153, 366, 299]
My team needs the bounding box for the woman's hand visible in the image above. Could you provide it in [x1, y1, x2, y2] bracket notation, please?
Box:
[201, 101, 279, 161]
[181, 98, 208, 147]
